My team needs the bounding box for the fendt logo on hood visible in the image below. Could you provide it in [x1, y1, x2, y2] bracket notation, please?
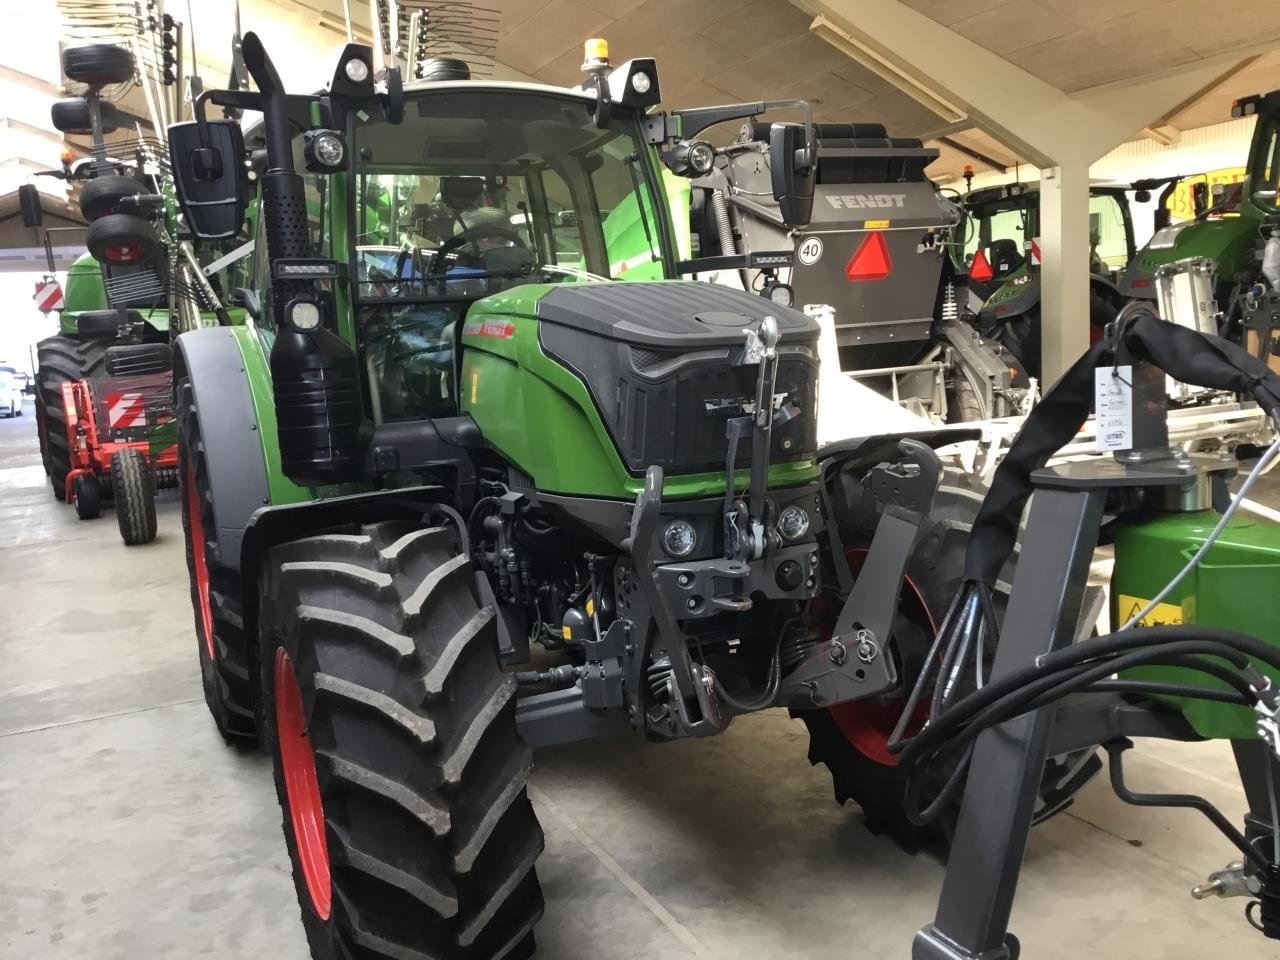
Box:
[825, 194, 906, 210]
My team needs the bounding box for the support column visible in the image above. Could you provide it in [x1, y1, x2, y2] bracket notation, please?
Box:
[1037, 160, 1093, 383]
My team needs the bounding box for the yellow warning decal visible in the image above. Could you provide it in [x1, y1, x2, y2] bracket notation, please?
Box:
[863, 219, 891, 229]
[586, 597, 595, 617]
[470, 370, 479, 405]
[561, 625, 572, 640]
[1117, 594, 1184, 628]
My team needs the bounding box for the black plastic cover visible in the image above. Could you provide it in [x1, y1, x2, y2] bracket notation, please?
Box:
[538, 283, 819, 476]
[167, 119, 249, 240]
[536, 282, 819, 348]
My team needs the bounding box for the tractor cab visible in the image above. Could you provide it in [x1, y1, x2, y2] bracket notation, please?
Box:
[345, 80, 676, 423]
[1120, 89, 1280, 303]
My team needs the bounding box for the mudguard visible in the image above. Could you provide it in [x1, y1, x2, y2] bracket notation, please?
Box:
[174, 326, 270, 570]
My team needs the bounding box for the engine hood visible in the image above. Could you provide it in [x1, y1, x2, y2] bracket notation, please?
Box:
[534, 281, 819, 348]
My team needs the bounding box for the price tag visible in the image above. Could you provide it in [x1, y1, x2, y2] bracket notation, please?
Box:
[1095, 365, 1133, 451]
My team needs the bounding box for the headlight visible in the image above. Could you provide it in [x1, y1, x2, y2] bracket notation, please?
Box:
[344, 57, 369, 83]
[302, 129, 346, 172]
[1147, 225, 1183, 250]
[663, 139, 716, 178]
[662, 519, 697, 558]
[630, 70, 652, 94]
[764, 280, 794, 307]
[777, 505, 810, 541]
[287, 299, 322, 331]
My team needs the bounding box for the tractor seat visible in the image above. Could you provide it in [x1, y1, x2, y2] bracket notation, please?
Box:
[987, 239, 1024, 277]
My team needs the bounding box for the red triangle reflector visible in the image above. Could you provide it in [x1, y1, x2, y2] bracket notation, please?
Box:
[845, 231, 893, 281]
[969, 248, 994, 282]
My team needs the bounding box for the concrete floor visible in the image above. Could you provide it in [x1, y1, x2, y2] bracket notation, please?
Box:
[0, 395, 1275, 959]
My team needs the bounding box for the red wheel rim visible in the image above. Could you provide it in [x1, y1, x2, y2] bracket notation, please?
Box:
[275, 648, 332, 920]
[826, 548, 938, 767]
[104, 241, 144, 263]
[185, 462, 215, 658]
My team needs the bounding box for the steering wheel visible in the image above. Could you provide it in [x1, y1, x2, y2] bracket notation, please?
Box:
[429, 223, 526, 276]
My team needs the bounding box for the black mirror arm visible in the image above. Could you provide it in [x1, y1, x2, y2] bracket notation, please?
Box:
[675, 98, 814, 171]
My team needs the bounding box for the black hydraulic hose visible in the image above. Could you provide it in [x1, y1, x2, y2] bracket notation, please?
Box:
[1083, 679, 1249, 706]
[904, 668, 1253, 827]
[892, 624, 1277, 761]
[904, 643, 1256, 766]
[902, 647, 1264, 826]
[931, 590, 980, 719]
[889, 584, 974, 746]
[898, 639, 1262, 766]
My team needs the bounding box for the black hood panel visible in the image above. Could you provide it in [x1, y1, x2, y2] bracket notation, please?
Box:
[536, 281, 819, 348]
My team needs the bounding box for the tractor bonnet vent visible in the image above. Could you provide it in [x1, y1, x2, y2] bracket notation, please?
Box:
[418, 58, 470, 81]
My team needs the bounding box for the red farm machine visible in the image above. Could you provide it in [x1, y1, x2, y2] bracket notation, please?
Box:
[60, 339, 177, 544]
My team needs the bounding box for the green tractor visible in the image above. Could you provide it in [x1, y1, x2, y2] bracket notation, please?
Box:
[1121, 90, 1280, 365]
[957, 181, 1135, 379]
[167, 33, 1098, 958]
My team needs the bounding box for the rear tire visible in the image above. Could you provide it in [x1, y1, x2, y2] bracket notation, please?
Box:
[36, 335, 108, 500]
[799, 469, 1100, 852]
[259, 521, 545, 959]
[178, 379, 257, 743]
[73, 473, 101, 519]
[112, 448, 157, 545]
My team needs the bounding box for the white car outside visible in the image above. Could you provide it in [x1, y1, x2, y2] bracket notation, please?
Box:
[0, 370, 24, 417]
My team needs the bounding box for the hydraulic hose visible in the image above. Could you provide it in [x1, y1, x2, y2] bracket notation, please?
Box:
[903, 644, 1267, 826]
[894, 628, 1277, 765]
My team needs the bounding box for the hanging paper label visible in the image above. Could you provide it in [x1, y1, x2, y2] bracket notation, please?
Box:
[1095, 365, 1133, 451]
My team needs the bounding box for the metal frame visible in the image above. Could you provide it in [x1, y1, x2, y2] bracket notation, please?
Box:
[913, 458, 1229, 960]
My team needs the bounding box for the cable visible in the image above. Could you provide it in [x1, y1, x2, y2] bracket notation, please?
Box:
[896, 633, 1269, 765]
[1122, 419, 1280, 630]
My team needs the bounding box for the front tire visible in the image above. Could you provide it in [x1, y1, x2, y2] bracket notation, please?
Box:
[800, 470, 1100, 852]
[111, 447, 157, 545]
[259, 521, 544, 960]
[73, 473, 101, 519]
[178, 379, 257, 742]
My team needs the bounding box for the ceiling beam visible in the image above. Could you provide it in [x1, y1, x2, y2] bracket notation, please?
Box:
[809, 14, 967, 124]
[937, 136, 1007, 174]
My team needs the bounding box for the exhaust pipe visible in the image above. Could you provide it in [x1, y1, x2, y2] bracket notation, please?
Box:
[240, 33, 363, 486]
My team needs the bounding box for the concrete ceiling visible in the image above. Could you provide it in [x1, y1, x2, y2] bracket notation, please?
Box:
[289, 0, 1280, 180]
[72, 0, 1280, 186]
[899, 0, 1280, 93]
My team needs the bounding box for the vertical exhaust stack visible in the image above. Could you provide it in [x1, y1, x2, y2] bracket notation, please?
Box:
[241, 33, 364, 486]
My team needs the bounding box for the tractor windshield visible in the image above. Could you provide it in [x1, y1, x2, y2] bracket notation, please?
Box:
[349, 88, 670, 425]
[351, 88, 669, 298]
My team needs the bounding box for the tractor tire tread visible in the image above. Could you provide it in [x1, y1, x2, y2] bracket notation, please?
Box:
[111, 447, 157, 544]
[259, 525, 544, 959]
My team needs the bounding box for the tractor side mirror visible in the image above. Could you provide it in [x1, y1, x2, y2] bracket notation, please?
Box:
[167, 119, 249, 240]
[1191, 181, 1210, 216]
[769, 122, 814, 228]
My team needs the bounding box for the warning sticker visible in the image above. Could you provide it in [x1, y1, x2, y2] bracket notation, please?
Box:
[1117, 594, 1184, 628]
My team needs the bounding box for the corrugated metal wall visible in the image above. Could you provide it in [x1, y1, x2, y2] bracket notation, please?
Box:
[1092, 117, 1257, 182]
